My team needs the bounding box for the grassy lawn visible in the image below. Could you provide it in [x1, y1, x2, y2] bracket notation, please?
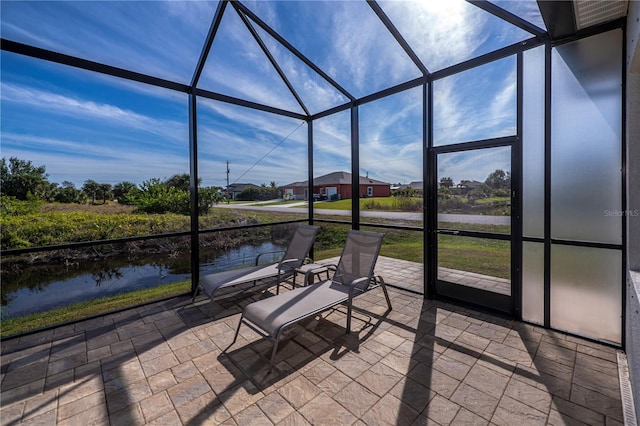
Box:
[294, 197, 422, 212]
[305, 199, 352, 210]
[438, 235, 510, 279]
[475, 196, 510, 205]
[253, 200, 301, 207]
[438, 221, 511, 234]
[315, 227, 509, 278]
[1, 280, 191, 337]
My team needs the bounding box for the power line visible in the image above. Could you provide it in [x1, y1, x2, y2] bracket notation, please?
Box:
[231, 121, 305, 185]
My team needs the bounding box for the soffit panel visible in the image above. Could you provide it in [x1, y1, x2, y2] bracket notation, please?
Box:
[573, 0, 628, 30]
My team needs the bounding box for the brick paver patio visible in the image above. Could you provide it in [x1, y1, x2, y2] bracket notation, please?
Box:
[1, 258, 625, 425]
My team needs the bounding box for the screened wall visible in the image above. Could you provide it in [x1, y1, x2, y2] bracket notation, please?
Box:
[0, 1, 629, 348]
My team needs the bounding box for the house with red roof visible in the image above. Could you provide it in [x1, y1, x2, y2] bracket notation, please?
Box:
[282, 171, 390, 201]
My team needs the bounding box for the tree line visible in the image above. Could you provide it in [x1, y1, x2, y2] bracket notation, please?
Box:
[1, 157, 223, 215]
[439, 169, 511, 199]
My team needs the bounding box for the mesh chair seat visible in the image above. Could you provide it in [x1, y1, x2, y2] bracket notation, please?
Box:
[225, 230, 392, 371]
[193, 224, 320, 302]
[243, 280, 351, 336]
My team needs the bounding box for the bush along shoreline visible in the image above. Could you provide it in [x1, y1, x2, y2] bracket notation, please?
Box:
[0, 198, 347, 281]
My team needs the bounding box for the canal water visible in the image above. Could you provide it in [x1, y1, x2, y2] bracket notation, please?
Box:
[1, 241, 286, 319]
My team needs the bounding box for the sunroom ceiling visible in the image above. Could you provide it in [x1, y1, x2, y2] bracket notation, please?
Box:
[0, 0, 628, 117]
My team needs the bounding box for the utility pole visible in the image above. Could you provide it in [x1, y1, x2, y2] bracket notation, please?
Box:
[226, 161, 230, 204]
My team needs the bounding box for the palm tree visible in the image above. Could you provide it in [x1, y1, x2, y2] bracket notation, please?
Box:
[82, 180, 100, 204]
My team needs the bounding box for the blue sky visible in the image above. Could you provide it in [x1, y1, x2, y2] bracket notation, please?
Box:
[0, 0, 543, 189]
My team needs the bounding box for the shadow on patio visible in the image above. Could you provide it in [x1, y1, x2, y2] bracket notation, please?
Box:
[0, 258, 625, 425]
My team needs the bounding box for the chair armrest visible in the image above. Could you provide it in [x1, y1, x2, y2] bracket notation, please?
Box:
[278, 258, 301, 271]
[347, 276, 374, 297]
[304, 264, 336, 285]
[255, 250, 285, 265]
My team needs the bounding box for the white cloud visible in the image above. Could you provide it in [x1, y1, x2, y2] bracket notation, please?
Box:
[1, 1, 217, 83]
[379, 0, 483, 72]
[327, 1, 420, 95]
[1, 133, 189, 187]
[438, 146, 510, 184]
[433, 58, 517, 144]
[197, 6, 307, 112]
[358, 90, 423, 183]
[1, 83, 187, 143]
[195, 99, 308, 186]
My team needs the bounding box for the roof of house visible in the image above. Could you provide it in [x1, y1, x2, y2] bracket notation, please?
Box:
[284, 171, 390, 187]
[227, 183, 259, 191]
[457, 180, 484, 188]
[396, 181, 423, 190]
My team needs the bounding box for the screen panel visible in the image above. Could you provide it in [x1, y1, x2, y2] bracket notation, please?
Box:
[359, 87, 423, 227]
[550, 244, 621, 344]
[550, 30, 623, 245]
[312, 110, 352, 221]
[522, 46, 545, 239]
[196, 98, 308, 227]
[522, 241, 544, 325]
[433, 56, 517, 146]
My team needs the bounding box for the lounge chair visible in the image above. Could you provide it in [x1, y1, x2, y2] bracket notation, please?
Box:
[193, 224, 320, 303]
[225, 230, 392, 371]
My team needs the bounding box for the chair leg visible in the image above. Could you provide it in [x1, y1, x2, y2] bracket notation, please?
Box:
[223, 313, 244, 354]
[378, 276, 392, 311]
[191, 285, 201, 303]
[269, 328, 286, 373]
[346, 298, 353, 334]
[268, 338, 280, 373]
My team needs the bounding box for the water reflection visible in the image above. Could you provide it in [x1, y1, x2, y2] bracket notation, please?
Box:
[1, 241, 285, 319]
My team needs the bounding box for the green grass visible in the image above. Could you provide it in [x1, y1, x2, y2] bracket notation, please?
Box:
[437, 222, 511, 234]
[315, 227, 509, 278]
[253, 200, 301, 206]
[438, 235, 510, 279]
[307, 199, 352, 210]
[295, 197, 422, 212]
[1, 203, 249, 249]
[1, 280, 191, 337]
[475, 196, 510, 205]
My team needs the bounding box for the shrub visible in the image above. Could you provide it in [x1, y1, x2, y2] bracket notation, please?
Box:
[236, 187, 279, 201]
[392, 197, 422, 211]
[122, 179, 186, 215]
[133, 186, 190, 215]
[198, 187, 223, 215]
[53, 187, 88, 204]
[0, 196, 41, 216]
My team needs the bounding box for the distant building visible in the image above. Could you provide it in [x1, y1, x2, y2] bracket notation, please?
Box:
[282, 171, 391, 201]
[226, 183, 259, 200]
[397, 181, 423, 191]
[456, 180, 484, 192]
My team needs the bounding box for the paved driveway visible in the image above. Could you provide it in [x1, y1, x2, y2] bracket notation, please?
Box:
[217, 203, 510, 225]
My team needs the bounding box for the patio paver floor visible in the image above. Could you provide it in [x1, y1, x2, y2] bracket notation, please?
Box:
[0, 258, 625, 425]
